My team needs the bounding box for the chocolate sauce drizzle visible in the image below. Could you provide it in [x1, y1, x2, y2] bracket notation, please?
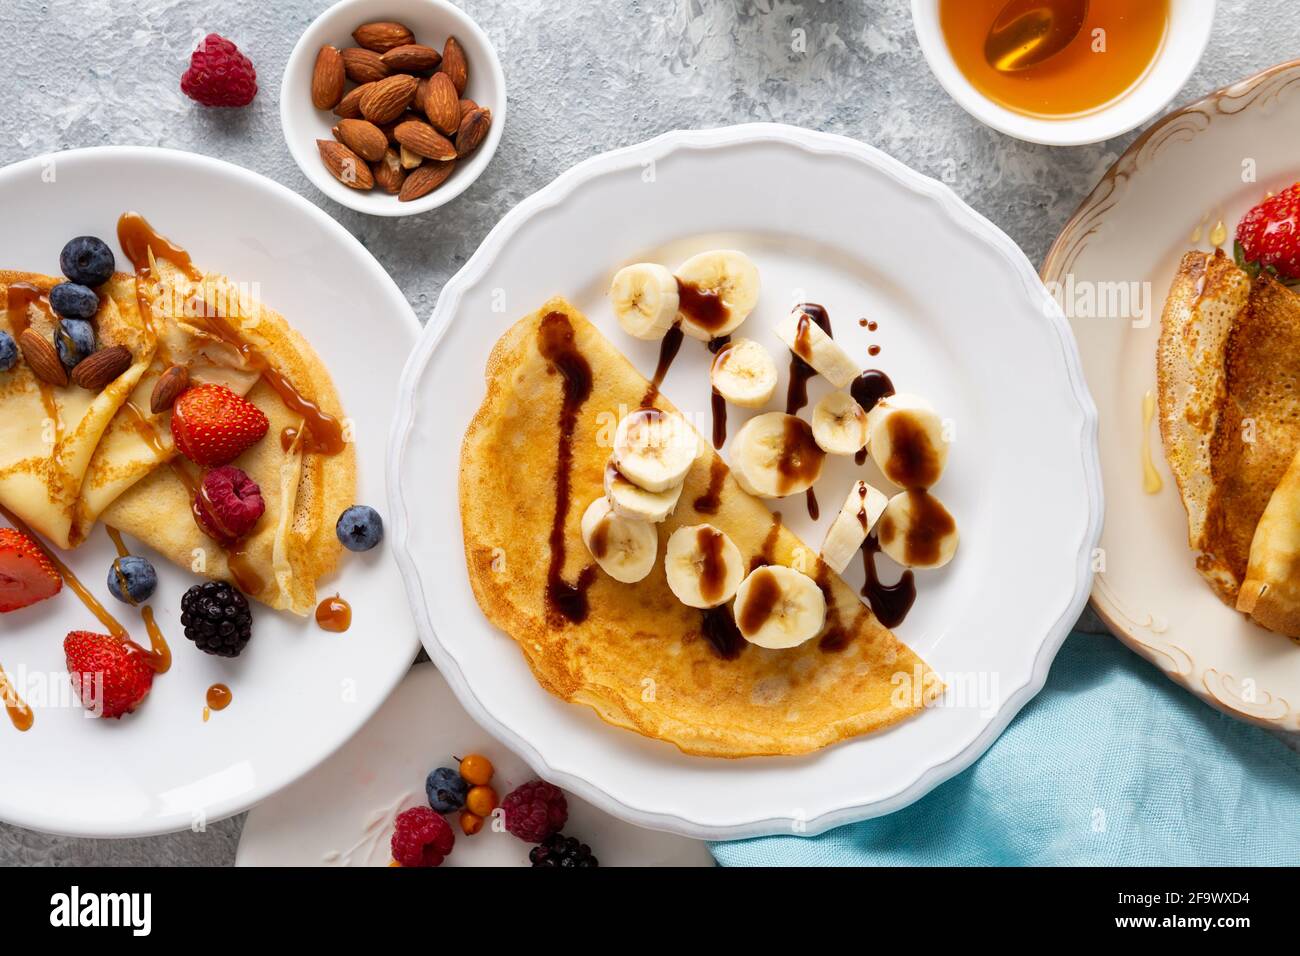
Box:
[693, 457, 728, 515]
[639, 322, 684, 408]
[538, 311, 597, 625]
[700, 606, 746, 660]
[707, 335, 731, 449]
[861, 536, 916, 628]
[784, 303, 832, 416]
[850, 369, 895, 465]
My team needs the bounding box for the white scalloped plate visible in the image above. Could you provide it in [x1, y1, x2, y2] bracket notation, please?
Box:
[1044, 60, 1300, 731]
[389, 124, 1102, 839]
[0, 147, 419, 837]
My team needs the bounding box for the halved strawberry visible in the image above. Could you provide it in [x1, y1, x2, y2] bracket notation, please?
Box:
[170, 383, 270, 467]
[64, 631, 154, 719]
[1236, 183, 1300, 280]
[0, 527, 62, 613]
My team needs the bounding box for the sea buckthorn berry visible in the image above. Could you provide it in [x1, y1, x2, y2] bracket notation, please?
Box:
[459, 753, 493, 785]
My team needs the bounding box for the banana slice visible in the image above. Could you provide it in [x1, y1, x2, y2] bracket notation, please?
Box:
[820, 480, 889, 573]
[610, 263, 680, 341]
[811, 391, 869, 455]
[731, 412, 826, 499]
[664, 524, 745, 608]
[710, 337, 778, 408]
[733, 565, 826, 649]
[612, 408, 699, 493]
[674, 250, 760, 341]
[774, 305, 858, 388]
[580, 497, 658, 583]
[877, 490, 959, 570]
[604, 459, 682, 523]
[866, 393, 949, 489]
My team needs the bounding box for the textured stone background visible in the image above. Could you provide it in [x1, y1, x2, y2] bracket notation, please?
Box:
[0, 0, 1293, 864]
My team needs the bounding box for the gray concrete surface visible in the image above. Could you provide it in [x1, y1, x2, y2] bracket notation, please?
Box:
[0, 0, 1293, 864]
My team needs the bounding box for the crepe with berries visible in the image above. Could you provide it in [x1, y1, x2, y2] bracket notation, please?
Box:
[459, 297, 939, 758]
[96, 250, 356, 615]
[0, 271, 155, 550]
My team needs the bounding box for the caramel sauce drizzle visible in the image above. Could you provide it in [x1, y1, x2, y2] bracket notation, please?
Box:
[0, 664, 34, 732]
[6, 282, 65, 443]
[117, 211, 345, 456]
[0, 504, 128, 640]
[202, 682, 232, 722]
[315, 594, 352, 633]
[106, 527, 171, 674]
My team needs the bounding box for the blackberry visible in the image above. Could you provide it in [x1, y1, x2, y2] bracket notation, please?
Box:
[529, 833, 598, 868]
[181, 581, 253, 657]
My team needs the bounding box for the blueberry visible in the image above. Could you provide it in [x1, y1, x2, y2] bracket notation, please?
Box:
[59, 236, 115, 287]
[54, 319, 95, 369]
[49, 282, 99, 321]
[336, 505, 383, 552]
[106, 555, 157, 606]
[0, 331, 16, 372]
[425, 767, 469, 813]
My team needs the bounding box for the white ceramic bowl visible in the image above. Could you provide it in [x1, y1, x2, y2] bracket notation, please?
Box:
[280, 0, 506, 216]
[911, 0, 1216, 146]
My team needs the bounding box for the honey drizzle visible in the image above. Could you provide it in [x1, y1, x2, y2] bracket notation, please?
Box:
[5, 282, 65, 443]
[106, 527, 171, 673]
[315, 594, 352, 632]
[203, 682, 232, 722]
[0, 664, 33, 732]
[1141, 389, 1163, 494]
[0, 504, 127, 639]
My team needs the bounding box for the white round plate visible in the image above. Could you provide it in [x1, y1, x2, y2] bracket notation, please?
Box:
[1044, 60, 1300, 732]
[236, 663, 714, 866]
[0, 146, 419, 837]
[389, 124, 1102, 839]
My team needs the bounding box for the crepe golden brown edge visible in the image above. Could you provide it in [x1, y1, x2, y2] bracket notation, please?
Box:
[459, 296, 940, 757]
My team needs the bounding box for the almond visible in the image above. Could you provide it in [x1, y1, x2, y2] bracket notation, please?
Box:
[455, 106, 491, 157]
[317, 139, 376, 190]
[150, 364, 190, 413]
[352, 21, 414, 53]
[399, 145, 424, 170]
[311, 45, 346, 110]
[423, 72, 460, 135]
[394, 119, 457, 161]
[17, 329, 67, 386]
[71, 345, 132, 391]
[359, 74, 418, 124]
[333, 83, 369, 119]
[399, 161, 456, 202]
[341, 46, 389, 85]
[440, 36, 469, 95]
[382, 43, 441, 73]
[333, 119, 387, 162]
[373, 148, 406, 195]
[458, 98, 478, 122]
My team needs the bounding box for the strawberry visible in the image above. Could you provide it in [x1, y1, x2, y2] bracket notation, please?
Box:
[0, 527, 62, 613]
[63, 631, 154, 719]
[1235, 183, 1300, 280]
[170, 383, 269, 467]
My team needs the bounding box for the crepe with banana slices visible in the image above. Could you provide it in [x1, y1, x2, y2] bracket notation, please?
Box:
[95, 228, 355, 615]
[0, 271, 155, 549]
[1158, 249, 1300, 639]
[460, 297, 939, 757]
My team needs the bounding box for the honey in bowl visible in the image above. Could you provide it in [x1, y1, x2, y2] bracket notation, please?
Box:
[939, 0, 1169, 118]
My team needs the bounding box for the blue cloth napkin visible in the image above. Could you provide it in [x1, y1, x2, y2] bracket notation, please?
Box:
[711, 631, 1300, 866]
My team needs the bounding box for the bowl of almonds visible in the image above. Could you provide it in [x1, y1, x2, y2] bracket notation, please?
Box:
[281, 0, 505, 216]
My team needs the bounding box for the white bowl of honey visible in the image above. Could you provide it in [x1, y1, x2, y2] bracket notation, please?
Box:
[912, 0, 1215, 146]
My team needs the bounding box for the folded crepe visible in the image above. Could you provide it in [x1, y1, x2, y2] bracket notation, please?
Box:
[1158, 249, 1300, 638]
[2, 216, 354, 616]
[0, 271, 155, 549]
[96, 243, 355, 615]
[1238, 445, 1300, 640]
[460, 297, 940, 757]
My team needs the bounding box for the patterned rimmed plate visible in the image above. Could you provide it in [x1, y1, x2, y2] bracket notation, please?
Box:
[1043, 60, 1300, 731]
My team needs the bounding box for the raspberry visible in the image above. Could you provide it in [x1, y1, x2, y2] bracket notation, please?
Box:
[181, 34, 257, 108]
[194, 466, 265, 543]
[391, 806, 454, 867]
[500, 780, 568, 843]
